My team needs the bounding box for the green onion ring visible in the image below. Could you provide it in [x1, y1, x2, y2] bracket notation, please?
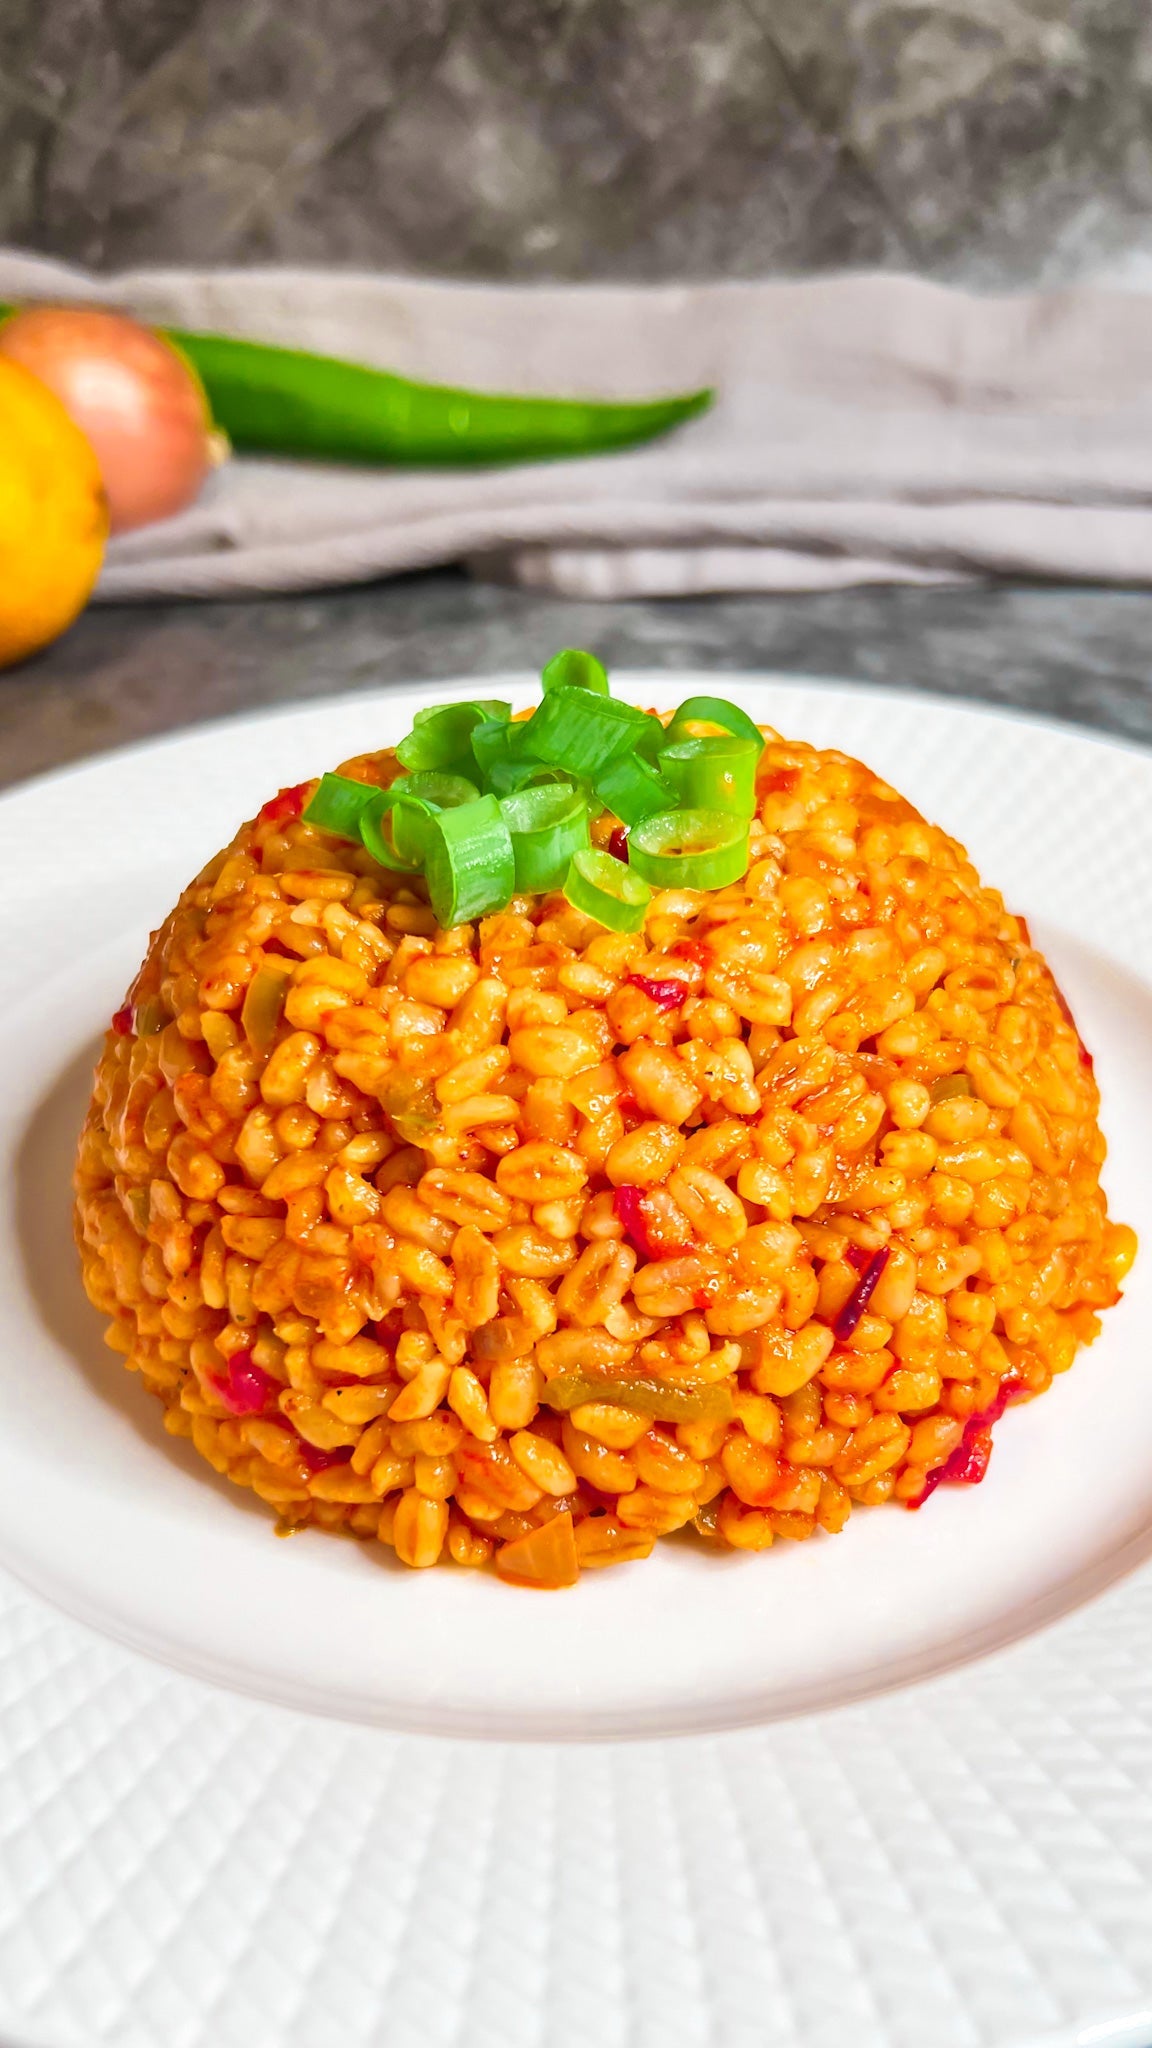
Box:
[658, 735, 760, 815]
[520, 685, 657, 778]
[359, 788, 437, 873]
[663, 694, 764, 751]
[303, 772, 376, 840]
[424, 794, 516, 928]
[541, 647, 609, 697]
[388, 771, 480, 862]
[397, 700, 511, 778]
[594, 751, 675, 825]
[563, 846, 651, 933]
[499, 782, 590, 891]
[627, 807, 750, 890]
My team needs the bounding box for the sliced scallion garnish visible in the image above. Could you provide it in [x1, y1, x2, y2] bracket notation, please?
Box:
[359, 788, 437, 873]
[627, 807, 750, 890]
[388, 771, 480, 862]
[521, 686, 656, 777]
[563, 846, 651, 932]
[499, 781, 590, 891]
[595, 752, 675, 825]
[303, 772, 376, 840]
[471, 718, 518, 786]
[664, 694, 763, 750]
[424, 794, 516, 927]
[541, 647, 609, 697]
[658, 735, 760, 815]
[397, 700, 511, 779]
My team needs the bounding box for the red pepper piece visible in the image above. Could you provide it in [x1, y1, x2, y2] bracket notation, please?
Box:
[372, 1309, 405, 1346]
[908, 1376, 1025, 1509]
[258, 781, 309, 825]
[111, 1005, 134, 1037]
[613, 1185, 661, 1262]
[946, 1424, 994, 1486]
[608, 825, 629, 863]
[211, 1349, 273, 1416]
[832, 1247, 890, 1341]
[669, 938, 711, 967]
[296, 1441, 354, 1474]
[626, 972, 690, 1012]
[845, 1243, 871, 1274]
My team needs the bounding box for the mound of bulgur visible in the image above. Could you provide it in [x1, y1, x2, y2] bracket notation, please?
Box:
[74, 727, 1135, 1586]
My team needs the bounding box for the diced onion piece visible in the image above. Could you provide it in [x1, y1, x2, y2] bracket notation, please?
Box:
[627, 807, 750, 890]
[303, 771, 376, 840]
[931, 1073, 972, 1104]
[424, 794, 516, 927]
[133, 995, 168, 1037]
[541, 647, 609, 697]
[595, 751, 675, 825]
[542, 1374, 734, 1422]
[359, 788, 437, 873]
[563, 846, 651, 933]
[496, 1509, 579, 1588]
[658, 735, 760, 815]
[664, 693, 763, 749]
[499, 780, 590, 891]
[241, 964, 292, 1053]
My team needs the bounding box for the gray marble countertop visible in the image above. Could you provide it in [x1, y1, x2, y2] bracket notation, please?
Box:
[4, 574, 1152, 793]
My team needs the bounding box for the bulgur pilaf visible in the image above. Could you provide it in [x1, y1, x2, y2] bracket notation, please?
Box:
[74, 669, 1136, 1587]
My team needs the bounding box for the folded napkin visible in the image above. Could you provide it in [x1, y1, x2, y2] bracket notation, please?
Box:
[5, 247, 1152, 600]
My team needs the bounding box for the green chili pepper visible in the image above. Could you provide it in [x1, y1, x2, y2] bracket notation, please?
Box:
[162, 327, 713, 467]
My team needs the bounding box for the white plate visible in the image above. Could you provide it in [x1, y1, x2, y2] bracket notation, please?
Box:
[2, 673, 1152, 2048]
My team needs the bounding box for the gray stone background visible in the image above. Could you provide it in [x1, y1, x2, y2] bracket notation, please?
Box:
[7, 0, 1152, 791]
[1, 0, 1150, 285]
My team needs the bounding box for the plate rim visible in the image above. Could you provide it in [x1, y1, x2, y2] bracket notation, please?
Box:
[2, 667, 1151, 2048]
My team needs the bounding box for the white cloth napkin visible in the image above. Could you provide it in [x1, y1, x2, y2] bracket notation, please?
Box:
[5, 247, 1152, 601]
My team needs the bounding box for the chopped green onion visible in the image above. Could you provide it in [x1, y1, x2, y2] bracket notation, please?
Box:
[521, 685, 657, 778]
[627, 807, 750, 891]
[664, 694, 763, 750]
[397, 700, 511, 779]
[491, 754, 574, 798]
[414, 697, 510, 728]
[541, 648, 609, 697]
[563, 846, 651, 933]
[634, 716, 668, 763]
[388, 771, 479, 861]
[391, 770, 479, 810]
[499, 782, 590, 891]
[595, 752, 675, 825]
[658, 735, 760, 815]
[303, 772, 376, 840]
[359, 788, 437, 873]
[470, 718, 517, 786]
[424, 795, 516, 927]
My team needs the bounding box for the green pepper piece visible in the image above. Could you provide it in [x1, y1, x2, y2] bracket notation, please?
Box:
[153, 326, 714, 467]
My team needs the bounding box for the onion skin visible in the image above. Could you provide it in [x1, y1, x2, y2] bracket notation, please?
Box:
[0, 305, 221, 532]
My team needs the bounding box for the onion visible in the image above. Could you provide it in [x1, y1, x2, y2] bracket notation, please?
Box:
[0, 305, 225, 532]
